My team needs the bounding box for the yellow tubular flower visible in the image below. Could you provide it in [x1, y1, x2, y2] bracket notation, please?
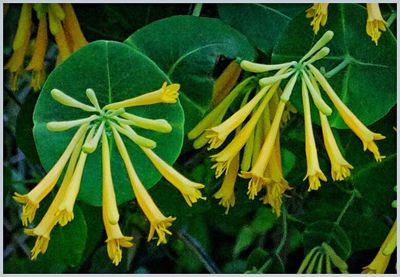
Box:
[240, 97, 286, 197]
[25, 14, 48, 91]
[320, 113, 353, 180]
[111, 126, 175, 245]
[188, 77, 254, 141]
[56, 127, 94, 226]
[62, 4, 88, 51]
[101, 131, 133, 265]
[101, 131, 120, 225]
[5, 4, 32, 92]
[104, 82, 180, 110]
[366, 3, 387, 45]
[308, 64, 385, 161]
[111, 122, 157, 149]
[205, 85, 269, 150]
[362, 220, 397, 274]
[13, 124, 88, 226]
[140, 147, 206, 207]
[301, 79, 327, 191]
[120, 112, 172, 133]
[306, 3, 329, 34]
[24, 132, 85, 260]
[48, 5, 71, 62]
[47, 114, 98, 132]
[214, 153, 239, 214]
[51, 88, 97, 112]
[212, 60, 242, 106]
[211, 84, 277, 178]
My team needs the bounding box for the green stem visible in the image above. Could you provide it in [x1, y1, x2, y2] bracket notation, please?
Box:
[324, 58, 352, 79]
[177, 229, 220, 273]
[275, 206, 288, 254]
[335, 190, 356, 225]
[192, 3, 203, 17]
[386, 13, 397, 28]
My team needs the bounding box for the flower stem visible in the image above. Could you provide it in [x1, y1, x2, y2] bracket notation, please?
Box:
[275, 206, 288, 255]
[324, 58, 352, 79]
[192, 3, 203, 17]
[335, 190, 356, 225]
[177, 229, 220, 273]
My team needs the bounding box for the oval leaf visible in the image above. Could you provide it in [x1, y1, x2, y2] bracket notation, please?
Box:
[124, 15, 257, 131]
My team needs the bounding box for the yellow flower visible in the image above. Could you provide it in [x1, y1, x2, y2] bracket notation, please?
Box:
[205, 84, 269, 149]
[362, 220, 397, 274]
[104, 82, 180, 110]
[140, 147, 206, 207]
[51, 88, 97, 112]
[306, 3, 329, 34]
[24, 131, 85, 260]
[301, 78, 326, 191]
[47, 114, 98, 132]
[25, 14, 48, 91]
[111, 126, 175, 245]
[212, 60, 242, 106]
[214, 153, 239, 214]
[5, 4, 32, 92]
[320, 113, 353, 180]
[240, 99, 286, 198]
[13, 124, 88, 226]
[366, 3, 387, 45]
[120, 112, 172, 133]
[308, 64, 385, 161]
[62, 4, 88, 51]
[48, 4, 71, 62]
[211, 85, 273, 178]
[56, 126, 94, 226]
[101, 131, 133, 265]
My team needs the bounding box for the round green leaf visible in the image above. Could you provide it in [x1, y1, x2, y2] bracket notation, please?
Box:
[33, 40, 184, 206]
[124, 15, 257, 131]
[304, 220, 351, 259]
[272, 4, 396, 128]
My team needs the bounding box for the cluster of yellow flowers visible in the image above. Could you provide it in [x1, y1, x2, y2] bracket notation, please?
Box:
[189, 30, 385, 216]
[13, 83, 205, 265]
[5, 4, 87, 92]
[306, 3, 388, 45]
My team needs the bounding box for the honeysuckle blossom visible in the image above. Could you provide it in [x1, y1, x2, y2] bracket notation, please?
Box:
[305, 3, 329, 34]
[366, 3, 387, 45]
[15, 81, 204, 264]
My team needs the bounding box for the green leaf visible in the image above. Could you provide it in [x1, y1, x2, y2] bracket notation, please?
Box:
[218, 4, 293, 56]
[16, 91, 40, 163]
[303, 221, 351, 259]
[246, 247, 269, 271]
[33, 40, 184, 206]
[75, 4, 191, 41]
[124, 15, 257, 131]
[272, 4, 396, 128]
[233, 207, 277, 257]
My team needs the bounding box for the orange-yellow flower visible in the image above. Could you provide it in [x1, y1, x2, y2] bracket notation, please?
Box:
[366, 3, 387, 45]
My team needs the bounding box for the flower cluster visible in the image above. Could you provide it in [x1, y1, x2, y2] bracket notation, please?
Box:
[189, 30, 385, 216]
[306, 3, 388, 45]
[5, 4, 87, 92]
[298, 242, 349, 274]
[14, 82, 205, 265]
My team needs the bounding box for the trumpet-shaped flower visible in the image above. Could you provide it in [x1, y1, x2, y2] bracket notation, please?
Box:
[24, 132, 84, 259]
[366, 3, 387, 45]
[25, 14, 48, 91]
[120, 112, 172, 133]
[320, 113, 353, 181]
[104, 82, 180, 110]
[48, 4, 71, 62]
[112, 126, 175, 245]
[306, 3, 329, 34]
[214, 153, 239, 214]
[362, 220, 397, 274]
[13, 124, 88, 226]
[308, 64, 385, 161]
[301, 79, 326, 191]
[62, 4, 88, 51]
[5, 4, 32, 92]
[212, 60, 242, 106]
[140, 147, 206, 207]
